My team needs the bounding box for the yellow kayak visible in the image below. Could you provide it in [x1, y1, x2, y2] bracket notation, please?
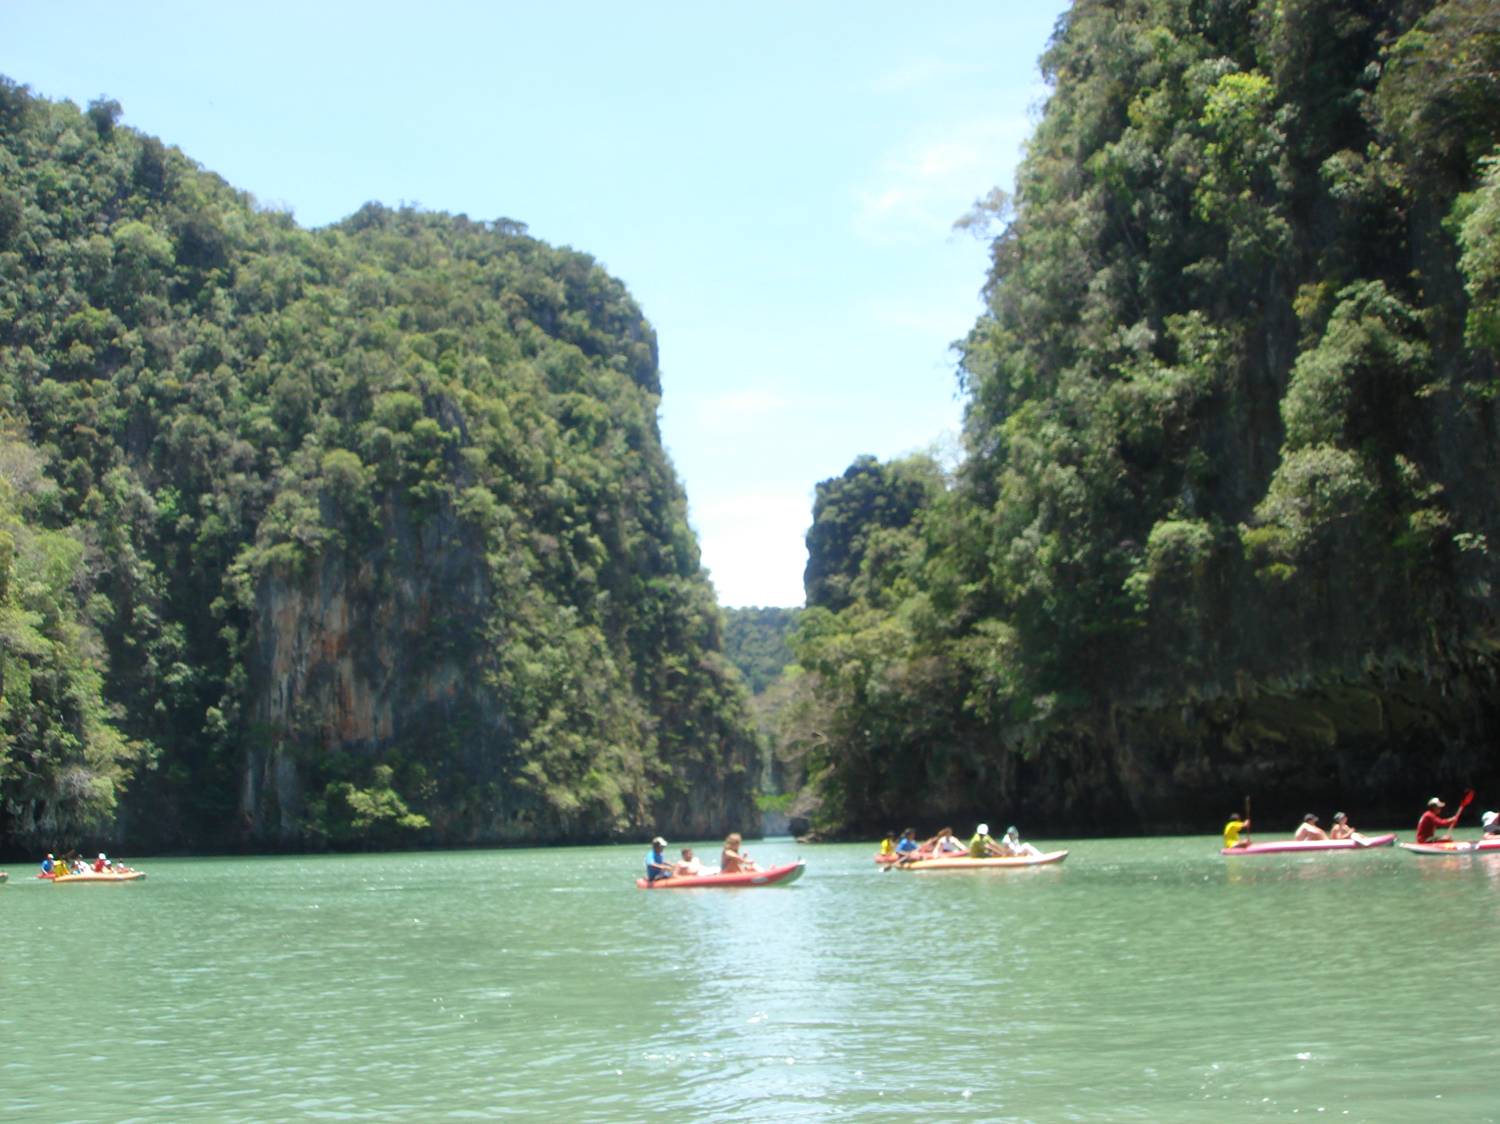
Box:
[52, 869, 146, 883]
[897, 850, 1068, 871]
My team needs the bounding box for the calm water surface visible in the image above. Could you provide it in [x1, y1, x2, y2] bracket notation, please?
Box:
[2, 835, 1498, 1121]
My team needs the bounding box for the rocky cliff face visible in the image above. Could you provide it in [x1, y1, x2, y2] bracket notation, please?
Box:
[236, 466, 760, 849]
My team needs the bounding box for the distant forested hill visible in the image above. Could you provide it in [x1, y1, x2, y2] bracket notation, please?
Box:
[789, 0, 1500, 836]
[0, 79, 758, 854]
[721, 607, 800, 695]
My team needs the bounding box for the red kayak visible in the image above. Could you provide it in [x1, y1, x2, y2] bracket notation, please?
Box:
[1400, 838, 1500, 856]
[637, 860, 805, 889]
[1221, 833, 1396, 855]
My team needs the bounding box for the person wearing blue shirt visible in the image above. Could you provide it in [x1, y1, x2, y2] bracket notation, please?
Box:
[894, 828, 920, 855]
[39, 853, 55, 875]
[645, 836, 674, 882]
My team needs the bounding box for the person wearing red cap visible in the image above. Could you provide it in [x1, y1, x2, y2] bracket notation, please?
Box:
[1415, 797, 1460, 844]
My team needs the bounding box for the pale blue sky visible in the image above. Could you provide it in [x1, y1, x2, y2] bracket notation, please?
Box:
[2, 0, 1068, 606]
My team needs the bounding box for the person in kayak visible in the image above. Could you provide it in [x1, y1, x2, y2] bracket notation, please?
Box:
[998, 826, 1043, 858]
[894, 828, 921, 857]
[1328, 812, 1356, 839]
[719, 833, 760, 874]
[645, 836, 674, 883]
[673, 847, 705, 876]
[1481, 810, 1500, 836]
[968, 823, 1004, 857]
[879, 831, 897, 859]
[928, 826, 967, 856]
[39, 853, 55, 876]
[1293, 814, 1328, 841]
[1415, 796, 1460, 844]
[1223, 812, 1251, 848]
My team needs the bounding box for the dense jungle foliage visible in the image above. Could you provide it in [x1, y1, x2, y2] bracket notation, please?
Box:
[721, 606, 800, 695]
[788, 0, 1500, 836]
[0, 78, 759, 854]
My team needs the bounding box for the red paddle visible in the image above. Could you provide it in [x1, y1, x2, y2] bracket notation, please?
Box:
[1453, 788, 1475, 847]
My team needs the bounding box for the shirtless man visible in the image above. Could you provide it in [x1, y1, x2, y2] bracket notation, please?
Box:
[1293, 814, 1328, 842]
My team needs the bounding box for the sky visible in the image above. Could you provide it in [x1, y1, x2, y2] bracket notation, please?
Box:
[2, 0, 1068, 607]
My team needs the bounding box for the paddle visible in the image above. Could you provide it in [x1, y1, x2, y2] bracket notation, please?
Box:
[1451, 788, 1475, 848]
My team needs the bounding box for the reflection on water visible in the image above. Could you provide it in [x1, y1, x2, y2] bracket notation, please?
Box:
[1, 838, 1497, 1121]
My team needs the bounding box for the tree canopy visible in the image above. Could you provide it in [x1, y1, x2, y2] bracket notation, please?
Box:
[0, 77, 759, 853]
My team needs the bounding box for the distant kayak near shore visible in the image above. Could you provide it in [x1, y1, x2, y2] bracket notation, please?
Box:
[1221, 834, 1396, 855]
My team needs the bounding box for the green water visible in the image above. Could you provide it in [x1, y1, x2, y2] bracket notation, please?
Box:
[2, 836, 1498, 1122]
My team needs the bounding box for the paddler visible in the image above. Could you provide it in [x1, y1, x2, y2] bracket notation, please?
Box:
[719, 832, 759, 874]
[1223, 811, 1251, 849]
[1293, 814, 1328, 841]
[968, 823, 1004, 858]
[928, 826, 967, 856]
[998, 825, 1043, 858]
[645, 836, 674, 883]
[673, 847, 704, 876]
[892, 827, 922, 864]
[1328, 812, 1355, 839]
[1482, 810, 1500, 837]
[1415, 796, 1460, 844]
[39, 853, 55, 876]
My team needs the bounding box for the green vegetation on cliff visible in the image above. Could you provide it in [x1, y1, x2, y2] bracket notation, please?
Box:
[0, 79, 758, 853]
[791, 0, 1500, 835]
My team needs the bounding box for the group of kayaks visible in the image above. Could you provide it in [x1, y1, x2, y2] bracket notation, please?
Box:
[637, 830, 1500, 890]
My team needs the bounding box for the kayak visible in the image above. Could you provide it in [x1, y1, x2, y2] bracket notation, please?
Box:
[896, 850, 1068, 871]
[51, 870, 147, 883]
[1400, 838, 1500, 856]
[1220, 833, 1397, 855]
[637, 860, 805, 889]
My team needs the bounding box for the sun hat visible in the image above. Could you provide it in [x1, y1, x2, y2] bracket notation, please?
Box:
[1332, 812, 1347, 822]
[1304, 813, 1318, 823]
[1482, 810, 1498, 829]
[976, 823, 990, 836]
[651, 836, 667, 847]
[1005, 826, 1019, 836]
[1428, 797, 1444, 807]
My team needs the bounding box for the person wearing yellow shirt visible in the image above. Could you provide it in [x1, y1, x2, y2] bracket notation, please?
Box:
[968, 823, 1004, 858]
[1223, 812, 1251, 849]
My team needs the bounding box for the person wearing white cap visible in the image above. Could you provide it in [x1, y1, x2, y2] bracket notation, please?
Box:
[1415, 796, 1461, 844]
[1481, 810, 1500, 837]
[967, 823, 1003, 858]
[644, 836, 674, 883]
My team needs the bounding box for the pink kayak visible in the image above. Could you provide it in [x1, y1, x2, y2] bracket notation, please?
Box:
[896, 850, 1067, 871]
[636, 860, 805, 889]
[1400, 838, 1500, 856]
[1221, 833, 1396, 855]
